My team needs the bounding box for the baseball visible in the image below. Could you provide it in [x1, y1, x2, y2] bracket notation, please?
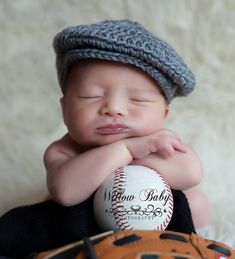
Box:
[93, 165, 173, 231]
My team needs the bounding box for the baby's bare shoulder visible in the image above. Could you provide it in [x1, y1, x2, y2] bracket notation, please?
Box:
[44, 134, 81, 167]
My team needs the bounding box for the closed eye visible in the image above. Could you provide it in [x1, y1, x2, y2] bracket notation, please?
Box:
[130, 98, 151, 102]
[78, 96, 102, 99]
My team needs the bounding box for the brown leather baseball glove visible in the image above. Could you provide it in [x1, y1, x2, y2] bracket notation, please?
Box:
[35, 230, 234, 259]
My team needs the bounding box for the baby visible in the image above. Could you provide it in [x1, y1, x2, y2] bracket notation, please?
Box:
[44, 20, 210, 229]
[0, 20, 210, 257]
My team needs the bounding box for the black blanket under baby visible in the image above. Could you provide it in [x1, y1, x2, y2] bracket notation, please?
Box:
[0, 190, 195, 258]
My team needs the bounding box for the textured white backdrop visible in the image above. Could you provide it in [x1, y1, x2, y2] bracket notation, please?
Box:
[0, 0, 235, 246]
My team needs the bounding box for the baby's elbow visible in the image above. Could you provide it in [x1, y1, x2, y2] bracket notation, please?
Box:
[52, 191, 75, 207]
[187, 159, 203, 187]
[47, 182, 78, 207]
[48, 188, 68, 207]
[180, 147, 204, 188]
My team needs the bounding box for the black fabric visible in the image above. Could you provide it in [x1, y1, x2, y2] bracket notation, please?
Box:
[0, 190, 195, 258]
[166, 190, 196, 234]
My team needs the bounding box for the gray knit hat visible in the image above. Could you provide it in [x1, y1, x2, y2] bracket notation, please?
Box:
[53, 20, 195, 103]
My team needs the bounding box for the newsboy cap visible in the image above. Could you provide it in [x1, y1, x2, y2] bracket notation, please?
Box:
[53, 20, 195, 103]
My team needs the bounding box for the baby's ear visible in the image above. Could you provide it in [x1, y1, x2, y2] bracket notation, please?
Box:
[60, 97, 67, 125]
[165, 105, 169, 118]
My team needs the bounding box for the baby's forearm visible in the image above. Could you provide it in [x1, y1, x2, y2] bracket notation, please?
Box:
[131, 147, 203, 190]
[47, 141, 132, 206]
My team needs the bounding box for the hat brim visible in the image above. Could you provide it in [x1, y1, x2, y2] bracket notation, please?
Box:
[58, 49, 177, 103]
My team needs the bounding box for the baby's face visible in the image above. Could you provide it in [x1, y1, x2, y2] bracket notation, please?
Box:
[61, 60, 168, 147]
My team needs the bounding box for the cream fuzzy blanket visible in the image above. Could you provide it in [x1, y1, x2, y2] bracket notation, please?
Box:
[0, 0, 235, 247]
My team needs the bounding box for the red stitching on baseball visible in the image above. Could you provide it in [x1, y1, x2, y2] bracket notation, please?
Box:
[149, 169, 173, 230]
[111, 167, 131, 230]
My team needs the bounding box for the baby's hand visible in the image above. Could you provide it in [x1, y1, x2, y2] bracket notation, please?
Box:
[124, 129, 187, 160]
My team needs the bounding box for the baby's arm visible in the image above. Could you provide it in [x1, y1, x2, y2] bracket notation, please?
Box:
[44, 129, 201, 207]
[131, 147, 203, 190]
[44, 134, 132, 206]
[124, 129, 203, 190]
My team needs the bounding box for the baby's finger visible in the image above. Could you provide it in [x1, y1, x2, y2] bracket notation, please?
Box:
[155, 142, 175, 159]
[156, 129, 182, 142]
[171, 139, 187, 153]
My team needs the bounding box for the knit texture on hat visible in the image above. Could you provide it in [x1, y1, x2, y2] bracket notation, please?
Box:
[53, 20, 195, 103]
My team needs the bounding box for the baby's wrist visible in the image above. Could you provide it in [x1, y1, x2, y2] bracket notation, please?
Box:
[116, 140, 133, 163]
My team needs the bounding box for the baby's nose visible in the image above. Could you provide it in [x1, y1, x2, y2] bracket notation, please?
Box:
[100, 96, 128, 117]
